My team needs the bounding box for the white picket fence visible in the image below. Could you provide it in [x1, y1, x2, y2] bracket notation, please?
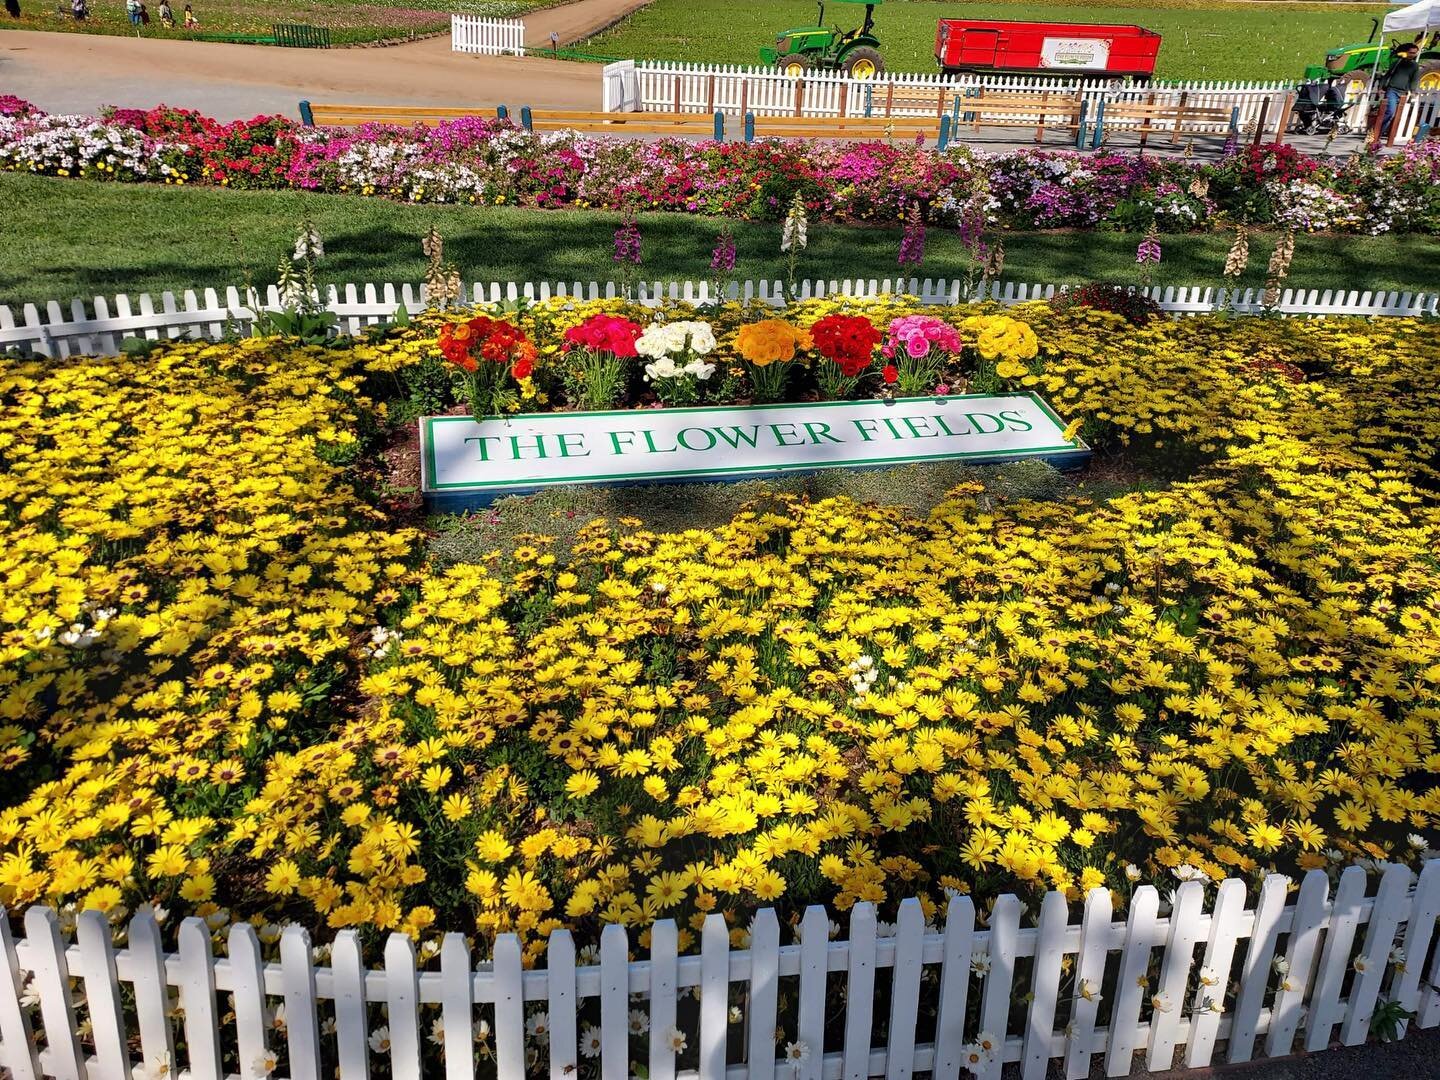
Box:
[2, 278, 1437, 359]
[451, 14, 525, 56]
[619, 60, 1440, 145]
[4, 863, 1440, 1080]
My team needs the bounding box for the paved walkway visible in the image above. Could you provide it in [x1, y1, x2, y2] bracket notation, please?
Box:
[0, 30, 603, 119]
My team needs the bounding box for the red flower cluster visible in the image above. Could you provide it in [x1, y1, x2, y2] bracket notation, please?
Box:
[439, 315, 537, 379]
[810, 314, 881, 377]
[563, 314, 642, 357]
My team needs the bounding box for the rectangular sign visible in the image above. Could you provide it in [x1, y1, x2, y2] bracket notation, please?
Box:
[421, 393, 1087, 508]
[1039, 37, 1112, 71]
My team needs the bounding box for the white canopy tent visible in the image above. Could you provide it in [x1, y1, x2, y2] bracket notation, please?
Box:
[1383, 0, 1440, 33]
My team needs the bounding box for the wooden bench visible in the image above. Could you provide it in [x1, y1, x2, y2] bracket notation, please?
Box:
[299, 103, 725, 140]
[743, 113, 948, 148]
[518, 108, 724, 140]
[1089, 94, 1240, 148]
[950, 89, 1087, 146]
[300, 103, 508, 127]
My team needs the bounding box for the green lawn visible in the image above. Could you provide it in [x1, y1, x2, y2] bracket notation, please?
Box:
[3, 173, 1436, 309]
[1, 0, 559, 45]
[582, 0, 1391, 83]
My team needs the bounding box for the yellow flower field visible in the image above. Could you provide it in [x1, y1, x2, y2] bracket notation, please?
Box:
[2, 302, 1438, 959]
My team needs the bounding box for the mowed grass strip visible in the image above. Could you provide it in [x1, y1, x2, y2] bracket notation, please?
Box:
[3, 173, 1436, 309]
[582, 0, 1391, 83]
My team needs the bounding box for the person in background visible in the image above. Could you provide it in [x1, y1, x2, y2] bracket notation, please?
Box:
[158, 0, 174, 26]
[138, 0, 149, 23]
[125, 0, 139, 24]
[4, 0, 20, 20]
[183, 2, 197, 27]
[72, 0, 87, 18]
[1379, 41, 1420, 142]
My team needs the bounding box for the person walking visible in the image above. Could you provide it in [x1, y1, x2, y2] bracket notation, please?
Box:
[125, 0, 140, 24]
[138, 0, 149, 24]
[4, 0, 20, 20]
[158, 0, 173, 26]
[183, 2, 198, 27]
[72, 0, 87, 20]
[1378, 41, 1421, 143]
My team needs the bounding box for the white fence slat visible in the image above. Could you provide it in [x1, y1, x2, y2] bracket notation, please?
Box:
[547, 931, 578, 1080]
[977, 895, 1020, 1080]
[1265, 869, 1331, 1057]
[280, 925, 323, 1080]
[746, 909, 780, 1080]
[384, 934, 423, 1080]
[227, 922, 271, 1080]
[1340, 863, 1413, 1045]
[885, 899, 925, 1080]
[1396, 860, 1440, 1033]
[649, 920, 680, 1080]
[796, 907, 829, 1080]
[1305, 866, 1366, 1049]
[331, 931, 371, 1080]
[24, 906, 84, 1080]
[1146, 880, 1205, 1071]
[441, 933, 475, 1080]
[1021, 891, 1068, 1080]
[1104, 885, 1159, 1077]
[493, 934, 525, 1080]
[700, 915, 729, 1080]
[932, 894, 974, 1080]
[451, 14, 526, 56]
[601, 924, 629, 1080]
[842, 903, 878, 1080]
[0, 911, 40, 1080]
[1065, 888, 1112, 1080]
[1184, 878, 1247, 1068]
[1226, 874, 1290, 1063]
[75, 909, 129, 1079]
[127, 908, 177, 1074]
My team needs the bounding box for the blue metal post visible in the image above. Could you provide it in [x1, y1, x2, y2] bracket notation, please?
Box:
[938, 114, 951, 152]
[745, 112, 755, 143]
[1090, 100, 1106, 149]
[497, 105, 509, 120]
[1075, 100, 1088, 149]
[1228, 106, 1240, 138]
[520, 106, 533, 132]
[713, 111, 724, 141]
[298, 100, 315, 126]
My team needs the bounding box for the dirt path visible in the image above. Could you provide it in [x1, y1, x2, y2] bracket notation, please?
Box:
[521, 0, 652, 48]
[0, 30, 604, 118]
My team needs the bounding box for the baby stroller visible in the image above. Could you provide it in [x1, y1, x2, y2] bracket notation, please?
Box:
[1290, 79, 1349, 135]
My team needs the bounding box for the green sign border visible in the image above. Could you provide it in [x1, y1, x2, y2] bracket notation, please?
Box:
[421, 392, 1085, 495]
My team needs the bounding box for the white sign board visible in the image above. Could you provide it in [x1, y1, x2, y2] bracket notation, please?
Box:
[1039, 37, 1112, 71]
[422, 394, 1086, 508]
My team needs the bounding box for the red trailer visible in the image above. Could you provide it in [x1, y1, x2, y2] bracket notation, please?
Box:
[935, 19, 1161, 80]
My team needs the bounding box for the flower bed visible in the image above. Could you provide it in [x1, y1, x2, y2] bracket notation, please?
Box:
[2, 299, 1439, 961]
[2, 99, 1438, 234]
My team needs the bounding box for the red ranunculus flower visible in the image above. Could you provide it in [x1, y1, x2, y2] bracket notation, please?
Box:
[810, 313, 881, 378]
[564, 313, 642, 357]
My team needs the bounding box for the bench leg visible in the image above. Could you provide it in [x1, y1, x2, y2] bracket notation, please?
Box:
[298, 100, 314, 126]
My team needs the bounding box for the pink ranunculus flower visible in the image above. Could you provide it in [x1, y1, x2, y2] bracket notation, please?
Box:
[883, 315, 963, 360]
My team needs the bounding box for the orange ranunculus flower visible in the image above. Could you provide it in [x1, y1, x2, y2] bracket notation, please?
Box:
[735, 320, 810, 367]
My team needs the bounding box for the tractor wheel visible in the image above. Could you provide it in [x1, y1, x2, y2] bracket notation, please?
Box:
[1419, 61, 1440, 90]
[841, 46, 884, 81]
[776, 56, 811, 77]
[1342, 68, 1373, 106]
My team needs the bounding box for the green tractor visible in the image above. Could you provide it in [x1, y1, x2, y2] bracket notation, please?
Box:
[1304, 22, 1440, 99]
[758, 0, 885, 80]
